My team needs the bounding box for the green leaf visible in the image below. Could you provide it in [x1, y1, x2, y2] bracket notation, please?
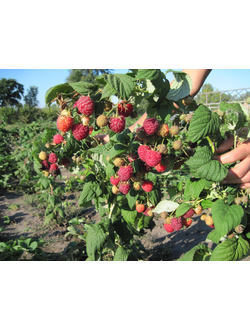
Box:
[29, 241, 38, 251]
[79, 175, 97, 206]
[101, 83, 117, 100]
[179, 244, 212, 261]
[104, 74, 135, 100]
[136, 69, 161, 81]
[185, 145, 228, 182]
[166, 71, 192, 102]
[201, 200, 213, 209]
[68, 81, 99, 95]
[184, 178, 205, 200]
[113, 246, 131, 261]
[210, 237, 249, 261]
[44, 212, 54, 225]
[109, 144, 127, 159]
[176, 203, 191, 217]
[206, 229, 223, 245]
[126, 189, 139, 210]
[153, 200, 179, 214]
[121, 207, 138, 224]
[48, 195, 56, 208]
[86, 224, 108, 260]
[45, 83, 74, 106]
[211, 199, 244, 236]
[188, 105, 221, 143]
[38, 176, 50, 189]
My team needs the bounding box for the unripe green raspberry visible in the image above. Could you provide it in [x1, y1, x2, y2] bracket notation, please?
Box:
[234, 197, 242, 205]
[39, 151, 47, 160]
[184, 113, 193, 123]
[173, 140, 183, 150]
[241, 195, 248, 203]
[170, 125, 180, 136]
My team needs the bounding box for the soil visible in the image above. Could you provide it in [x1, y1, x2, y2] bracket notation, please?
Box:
[1, 167, 250, 261]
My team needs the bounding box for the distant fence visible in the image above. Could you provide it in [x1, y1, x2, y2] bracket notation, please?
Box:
[195, 87, 250, 112]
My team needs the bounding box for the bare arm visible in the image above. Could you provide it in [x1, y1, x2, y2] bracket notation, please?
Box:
[182, 69, 212, 97]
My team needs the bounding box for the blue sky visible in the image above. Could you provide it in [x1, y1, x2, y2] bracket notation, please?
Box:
[0, 69, 250, 108]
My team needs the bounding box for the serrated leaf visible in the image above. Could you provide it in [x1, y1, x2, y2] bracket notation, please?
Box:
[153, 200, 179, 214]
[79, 175, 97, 205]
[105, 74, 135, 100]
[68, 81, 99, 95]
[136, 69, 161, 81]
[45, 83, 74, 106]
[113, 246, 131, 261]
[179, 244, 211, 261]
[185, 145, 228, 182]
[188, 105, 221, 143]
[210, 237, 249, 261]
[121, 207, 137, 224]
[48, 195, 56, 208]
[108, 144, 127, 159]
[101, 83, 117, 99]
[206, 229, 223, 244]
[126, 189, 139, 210]
[86, 224, 108, 260]
[211, 200, 244, 236]
[166, 71, 192, 102]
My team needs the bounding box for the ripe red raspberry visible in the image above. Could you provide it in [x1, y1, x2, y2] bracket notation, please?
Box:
[143, 118, 160, 135]
[56, 115, 74, 132]
[155, 162, 167, 172]
[118, 102, 134, 117]
[145, 150, 162, 167]
[40, 160, 49, 169]
[108, 116, 126, 133]
[119, 182, 131, 195]
[141, 180, 154, 192]
[48, 153, 58, 164]
[164, 223, 174, 233]
[49, 164, 60, 176]
[171, 217, 183, 231]
[117, 165, 134, 181]
[53, 134, 64, 144]
[72, 123, 89, 141]
[136, 204, 145, 213]
[138, 145, 151, 162]
[110, 176, 120, 186]
[182, 208, 195, 219]
[183, 218, 192, 227]
[75, 96, 95, 116]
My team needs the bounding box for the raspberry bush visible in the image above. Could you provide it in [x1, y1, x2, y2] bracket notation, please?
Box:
[32, 69, 250, 261]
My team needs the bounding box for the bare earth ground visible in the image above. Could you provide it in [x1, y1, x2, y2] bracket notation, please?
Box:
[1, 167, 250, 261]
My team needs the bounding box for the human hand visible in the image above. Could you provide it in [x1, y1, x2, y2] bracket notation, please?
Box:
[215, 137, 250, 188]
[94, 134, 110, 144]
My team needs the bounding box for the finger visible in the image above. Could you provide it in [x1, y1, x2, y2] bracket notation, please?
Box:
[223, 157, 250, 180]
[216, 142, 250, 165]
[240, 183, 250, 189]
[215, 136, 234, 154]
[221, 164, 250, 184]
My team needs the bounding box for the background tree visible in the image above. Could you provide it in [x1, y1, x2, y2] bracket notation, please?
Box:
[0, 78, 24, 107]
[66, 69, 114, 83]
[196, 83, 233, 104]
[24, 86, 39, 107]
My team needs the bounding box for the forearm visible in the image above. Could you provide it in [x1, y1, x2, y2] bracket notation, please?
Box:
[182, 69, 212, 97]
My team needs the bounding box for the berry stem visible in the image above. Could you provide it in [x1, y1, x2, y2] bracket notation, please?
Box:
[108, 202, 116, 219]
[206, 136, 215, 154]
